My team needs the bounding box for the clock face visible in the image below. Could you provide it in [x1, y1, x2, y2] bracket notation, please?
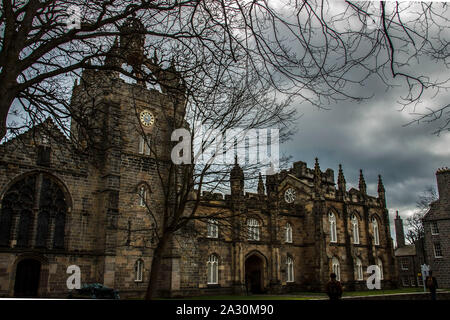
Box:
[284, 188, 296, 203]
[140, 110, 155, 127]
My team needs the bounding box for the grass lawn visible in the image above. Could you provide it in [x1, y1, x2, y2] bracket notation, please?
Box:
[175, 287, 450, 300]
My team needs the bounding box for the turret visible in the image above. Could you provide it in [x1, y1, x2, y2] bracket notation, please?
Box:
[257, 172, 265, 197]
[378, 174, 386, 207]
[337, 164, 346, 193]
[394, 211, 406, 248]
[358, 169, 367, 195]
[314, 157, 321, 192]
[230, 156, 244, 197]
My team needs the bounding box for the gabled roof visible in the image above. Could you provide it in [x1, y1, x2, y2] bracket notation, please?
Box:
[395, 244, 416, 257]
[0, 117, 69, 148]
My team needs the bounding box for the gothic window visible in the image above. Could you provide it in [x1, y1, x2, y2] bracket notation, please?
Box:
[0, 173, 68, 249]
[372, 217, 380, 245]
[329, 212, 337, 243]
[332, 257, 340, 281]
[285, 223, 293, 243]
[53, 211, 66, 249]
[351, 214, 359, 244]
[0, 207, 13, 246]
[35, 210, 50, 247]
[135, 259, 144, 282]
[377, 258, 384, 280]
[247, 218, 260, 241]
[286, 256, 294, 282]
[355, 257, 363, 280]
[207, 219, 218, 238]
[16, 209, 33, 247]
[207, 254, 219, 284]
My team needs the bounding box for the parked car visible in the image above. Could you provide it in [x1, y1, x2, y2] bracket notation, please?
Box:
[68, 283, 120, 299]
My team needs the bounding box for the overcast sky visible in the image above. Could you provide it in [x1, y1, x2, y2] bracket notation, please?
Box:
[281, 75, 450, 241]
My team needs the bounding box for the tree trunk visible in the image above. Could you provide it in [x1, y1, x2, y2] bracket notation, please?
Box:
[145, 231, 171, 300]
[0, 79, 18, 141]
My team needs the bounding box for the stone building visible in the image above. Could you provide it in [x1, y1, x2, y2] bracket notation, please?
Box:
[394, 211, 427, 287]
[423, 168, 450, 289]
[0, 18, 397, 298]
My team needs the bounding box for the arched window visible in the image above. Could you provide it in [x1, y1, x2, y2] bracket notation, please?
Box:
[332, 257, 340, 281]
[135, 259, 144, 282]
[247, 218, 260, 241]
[372, 217, 380, 245]
[207, 219, 218, 238]
[351, 214, 360, 245]
[377, 258, 384, 280]
[0, 173, 67, 249]
[138, 185, 148, 207]
[207, 254, 219, 284]
[285, 223, 293, 243]
[355, 257, 363, 280]
[329, 212, 337, 243]
[286, 256, 294, 282]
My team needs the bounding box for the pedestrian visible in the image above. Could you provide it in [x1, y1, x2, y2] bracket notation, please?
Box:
[425, 271, 438, 301]
[325, 273, 343, 300]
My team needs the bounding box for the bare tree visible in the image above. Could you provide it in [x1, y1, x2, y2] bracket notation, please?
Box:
[405, 186, 438, 244]
[2, 0, 450, 143]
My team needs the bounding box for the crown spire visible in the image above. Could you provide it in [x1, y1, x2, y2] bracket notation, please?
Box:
[359, 169, 367, 195]
[337, 164, 346, 192]
[258, 172, 265, 196]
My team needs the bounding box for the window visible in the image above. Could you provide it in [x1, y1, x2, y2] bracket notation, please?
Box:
[410, 276, 416, 287]
[401, 258, 409, 270]
[431, 221, 439, 235]
[377, 258, 384, 280]
[0, 173, 67, 249]
[418, 276, 424, 286]
[329, 212, 337, 243]
[355, 257, 363, 281]
[138, 135, 151, 155]
[135, 259, 144, 282]
[207, 254, 219, 284]
[351, 214, 360, 244]
[332, 257, 340, 281]
[433, 242, 443, 258]
[402, 276, 409, 286]
[207, 219, 218, 238]
[372, 217, 380, 245]
[285, 223, 293, 243]
[286, 256, 294, 282]
[138, 185, 147, 207]
[139, 136, 145, 154]
[247, 218, 260, 241]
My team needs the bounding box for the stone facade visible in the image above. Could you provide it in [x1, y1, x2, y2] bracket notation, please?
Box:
[423, 168, 450, 289]
[394, 211, 427, 287]
[0, 18, 397, 298]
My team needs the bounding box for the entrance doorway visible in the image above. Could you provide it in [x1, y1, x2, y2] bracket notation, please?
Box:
[245, 254, 264, 294]
[14, 259, 41, 297]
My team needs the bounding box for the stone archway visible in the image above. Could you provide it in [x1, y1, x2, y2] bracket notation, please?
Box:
[245, 254, 264, 294]
[14, 259, 41, 297]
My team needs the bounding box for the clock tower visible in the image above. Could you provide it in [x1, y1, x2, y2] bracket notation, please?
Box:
[68, 17, 187, 290]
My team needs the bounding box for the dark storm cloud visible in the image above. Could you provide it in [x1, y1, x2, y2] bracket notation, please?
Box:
[281, 72, 450, 238]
